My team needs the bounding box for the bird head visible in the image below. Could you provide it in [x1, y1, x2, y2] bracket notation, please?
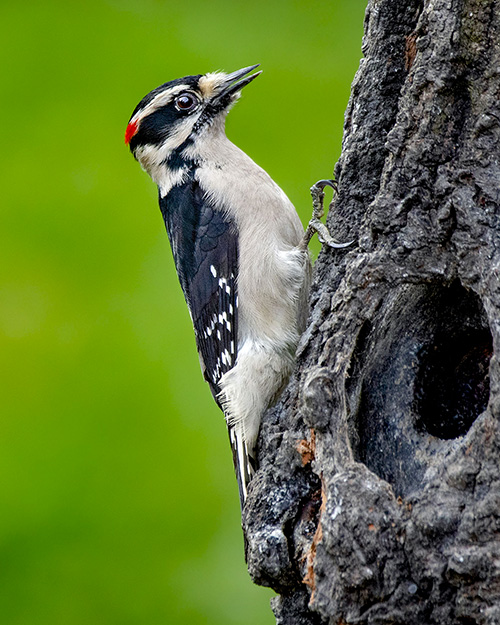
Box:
[125, 65, 261, 173]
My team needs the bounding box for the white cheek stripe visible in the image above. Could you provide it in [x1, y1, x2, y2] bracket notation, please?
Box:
[135, 116, 200, 187]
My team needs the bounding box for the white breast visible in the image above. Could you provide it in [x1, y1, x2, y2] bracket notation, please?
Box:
[185, 121, 308, 350]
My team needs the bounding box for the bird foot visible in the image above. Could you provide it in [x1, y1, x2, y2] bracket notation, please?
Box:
[300, 179, 353, 250]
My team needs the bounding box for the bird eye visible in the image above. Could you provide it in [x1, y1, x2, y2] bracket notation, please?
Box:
[175, 93, 198, 112]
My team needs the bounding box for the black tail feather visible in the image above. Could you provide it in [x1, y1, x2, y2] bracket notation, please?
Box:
[228, 427, 256, 509]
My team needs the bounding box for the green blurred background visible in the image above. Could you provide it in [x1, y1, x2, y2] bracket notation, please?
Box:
[0, 1, 365, 623]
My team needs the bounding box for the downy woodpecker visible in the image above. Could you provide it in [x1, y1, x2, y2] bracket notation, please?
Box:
[125, 65, 348, 505]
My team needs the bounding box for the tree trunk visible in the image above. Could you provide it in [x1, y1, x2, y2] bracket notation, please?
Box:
[243, 0, 500, 623]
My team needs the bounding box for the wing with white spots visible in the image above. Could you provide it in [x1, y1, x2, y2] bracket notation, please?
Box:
[159, 178, 238, 402]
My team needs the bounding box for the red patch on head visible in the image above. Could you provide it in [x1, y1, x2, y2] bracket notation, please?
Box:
[125, 120, 138, 145]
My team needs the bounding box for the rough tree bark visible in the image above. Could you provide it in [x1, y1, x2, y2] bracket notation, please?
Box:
[243, 0, 500, 623]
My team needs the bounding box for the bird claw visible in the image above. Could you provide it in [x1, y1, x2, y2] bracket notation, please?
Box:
[301, 179, 353, 250]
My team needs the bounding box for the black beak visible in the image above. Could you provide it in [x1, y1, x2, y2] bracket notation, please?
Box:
[216, 64, 262, 100]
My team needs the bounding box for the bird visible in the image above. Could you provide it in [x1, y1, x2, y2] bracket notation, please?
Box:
[125, 65, 349, 506]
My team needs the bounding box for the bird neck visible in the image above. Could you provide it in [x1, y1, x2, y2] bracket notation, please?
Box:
[182, 115, 236, 167]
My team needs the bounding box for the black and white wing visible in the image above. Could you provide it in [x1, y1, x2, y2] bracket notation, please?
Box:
[159, 177, 238, 402]
[160, 177, 261, 506]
